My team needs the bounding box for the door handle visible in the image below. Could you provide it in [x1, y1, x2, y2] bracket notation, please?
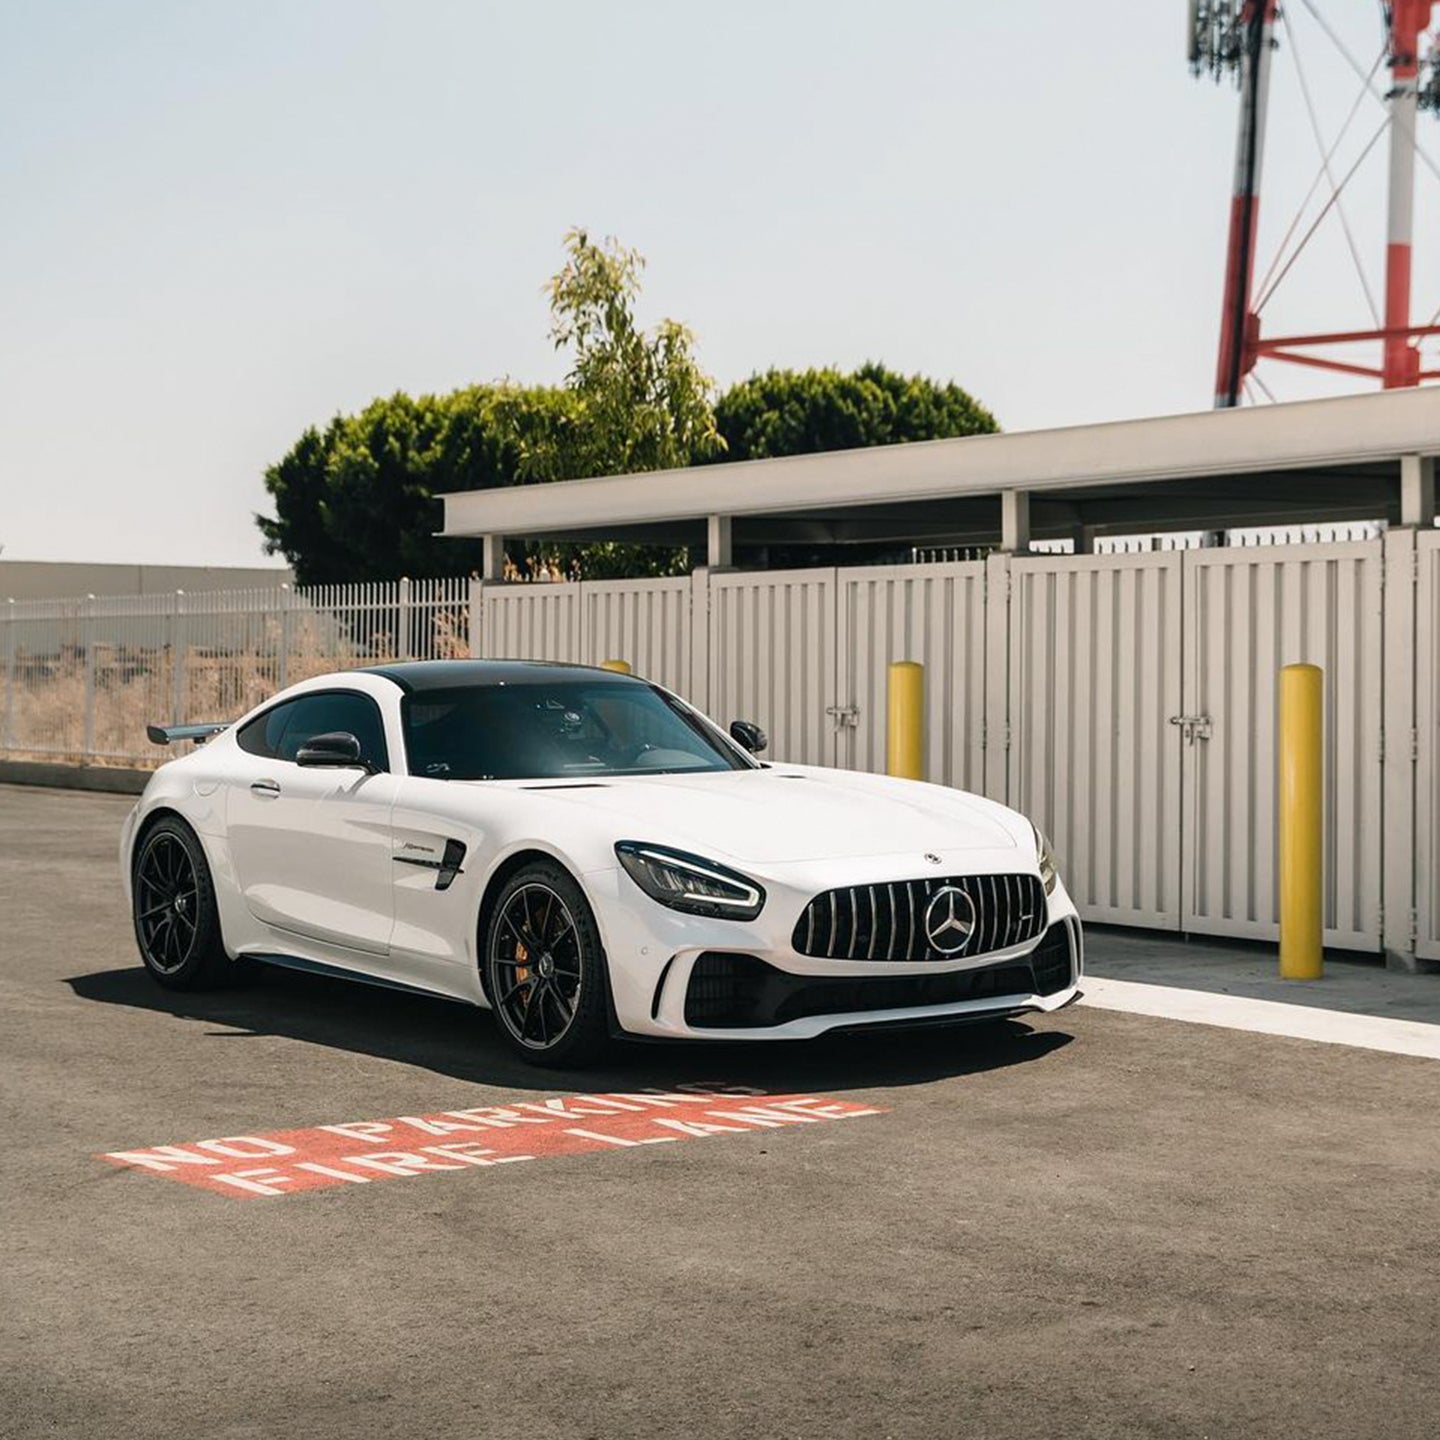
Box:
[250, 778, 282, 797]
[1168, 715, 1214, 744]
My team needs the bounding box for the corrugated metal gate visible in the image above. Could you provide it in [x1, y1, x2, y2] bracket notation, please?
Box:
[483, 581, 584, 665]
[1006, 553, 1184, 930]
[702, 561, 989, 784]
[482, 577, 693, 697]
[835, 561, 989, 792]
[1183, 543, 1383, 950]
[480, 544, 1389, 952]
[1004, 544, 1385, 950]
[583, 578, 693, 697]
[708, 568, 836, 766]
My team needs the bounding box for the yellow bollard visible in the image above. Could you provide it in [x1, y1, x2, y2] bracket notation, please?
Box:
[599, 659, 631, 674]
[1278, 663, 1323, 980]
[887, 661, 924, 781]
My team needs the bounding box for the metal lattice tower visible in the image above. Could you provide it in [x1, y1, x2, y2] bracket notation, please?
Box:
[1190, 1, 1440, 405]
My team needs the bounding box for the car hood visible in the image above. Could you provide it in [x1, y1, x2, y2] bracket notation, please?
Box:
[489, 764, 1025, 866]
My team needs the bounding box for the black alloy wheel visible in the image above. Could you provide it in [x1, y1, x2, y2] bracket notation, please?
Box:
[484, 861, 610, 1066]
[131, 817, 234, 989]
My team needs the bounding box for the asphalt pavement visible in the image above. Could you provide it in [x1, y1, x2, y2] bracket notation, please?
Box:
[3, 783, 1439, 1440]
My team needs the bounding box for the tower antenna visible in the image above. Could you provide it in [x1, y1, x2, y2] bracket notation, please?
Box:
[1189, 0, 1440, 403]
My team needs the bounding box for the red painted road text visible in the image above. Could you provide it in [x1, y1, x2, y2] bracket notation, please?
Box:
[100, 1085, 885, 1198]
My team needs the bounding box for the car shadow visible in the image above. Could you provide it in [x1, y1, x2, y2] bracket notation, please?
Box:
[64, 963, 1074, 1096]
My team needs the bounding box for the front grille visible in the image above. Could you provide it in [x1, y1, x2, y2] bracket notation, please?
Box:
[791, 873, 1047, 962]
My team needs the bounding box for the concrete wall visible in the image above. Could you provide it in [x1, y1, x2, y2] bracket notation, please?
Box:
[0, 561, 293, 601]
[0, 760, 149, 795]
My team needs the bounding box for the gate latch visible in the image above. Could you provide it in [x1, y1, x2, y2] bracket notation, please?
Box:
[826, 704, 860, 730]
[1168, 714, 1214, 744]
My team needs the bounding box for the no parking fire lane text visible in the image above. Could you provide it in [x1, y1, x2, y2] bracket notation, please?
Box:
[99, 1084, 886, 1198]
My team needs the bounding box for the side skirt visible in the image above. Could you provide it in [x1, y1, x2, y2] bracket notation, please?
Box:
[249, 951, 474, 1004]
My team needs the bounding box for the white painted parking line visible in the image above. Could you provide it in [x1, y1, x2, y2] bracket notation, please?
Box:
[1080, 977, 1440, 1061]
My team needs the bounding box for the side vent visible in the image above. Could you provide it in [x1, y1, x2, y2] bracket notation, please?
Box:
[436, 839, 467, 891]
[395, 838, 468, 891]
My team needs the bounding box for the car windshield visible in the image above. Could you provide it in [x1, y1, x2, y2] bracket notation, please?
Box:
[400, 680, 755, 781]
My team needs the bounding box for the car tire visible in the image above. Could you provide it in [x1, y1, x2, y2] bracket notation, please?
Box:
[131, 816, 237, 990]
[482, 859, 611, 1067]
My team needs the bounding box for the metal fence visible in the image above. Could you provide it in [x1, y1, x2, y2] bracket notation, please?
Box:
[3, 533, 1435, 964]
[915, 521, 1386, 562]
[6, 522, 1390, 762]
[1, 579, 473, 765]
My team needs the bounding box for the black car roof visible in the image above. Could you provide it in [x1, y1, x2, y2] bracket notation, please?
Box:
[357, 659, 641, 693]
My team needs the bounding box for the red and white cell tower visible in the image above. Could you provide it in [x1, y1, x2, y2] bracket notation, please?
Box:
[1191, 1, 1440, 405]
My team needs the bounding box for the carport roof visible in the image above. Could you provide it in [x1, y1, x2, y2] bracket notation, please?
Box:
[440, 387, 1440, 552]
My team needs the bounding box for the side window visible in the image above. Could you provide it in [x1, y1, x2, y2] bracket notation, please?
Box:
[236, 701, 296, 760]
[274, 692, 389, 770]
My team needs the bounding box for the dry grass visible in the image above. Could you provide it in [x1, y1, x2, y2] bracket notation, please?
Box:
[4, 603, 474, 768]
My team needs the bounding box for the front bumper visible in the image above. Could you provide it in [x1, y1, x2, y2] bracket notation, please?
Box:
[585, 854, 1083, 1041]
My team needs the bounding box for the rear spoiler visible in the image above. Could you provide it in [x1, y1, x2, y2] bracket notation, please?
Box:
[146, 721, 231, 747]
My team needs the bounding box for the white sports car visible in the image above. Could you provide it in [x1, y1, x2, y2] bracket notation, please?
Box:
[121, 661, 1082, 1065]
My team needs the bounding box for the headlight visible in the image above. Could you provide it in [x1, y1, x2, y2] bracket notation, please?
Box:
[615, 842, 765, 920]
[1034, 826, 1058, 896]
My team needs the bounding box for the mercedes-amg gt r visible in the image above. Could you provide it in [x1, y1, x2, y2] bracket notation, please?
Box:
[121, 660, 1082, 1064]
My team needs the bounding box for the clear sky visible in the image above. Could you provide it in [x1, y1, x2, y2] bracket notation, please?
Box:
[2, 0, 1435, 566]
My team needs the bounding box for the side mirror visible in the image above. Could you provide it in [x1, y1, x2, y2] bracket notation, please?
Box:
[295, 731, 375, 772]
[729, 720, 768, 755]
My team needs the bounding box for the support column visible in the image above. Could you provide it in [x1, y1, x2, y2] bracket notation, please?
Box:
[688, 567, 711, 713]
[1000, 491, 1031, 554]
[467, 578, 484, 659]
[1400, 453, 1436, 527]
[707, 514, 733, 570]
[982, 551, 1011, 803]
[480, 534, 507, 582]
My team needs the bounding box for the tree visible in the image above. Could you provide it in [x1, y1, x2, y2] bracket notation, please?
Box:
[256, 421, 352, 585]
[258, 385, 581, 585]
[258, 230, 722, 584]
[541, 228, 724, 478]
[713, 362, 998, 463]
[257, 238, 1002, 584]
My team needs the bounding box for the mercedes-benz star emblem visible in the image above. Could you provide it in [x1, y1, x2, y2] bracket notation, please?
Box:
[924, 885, 977, 955]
